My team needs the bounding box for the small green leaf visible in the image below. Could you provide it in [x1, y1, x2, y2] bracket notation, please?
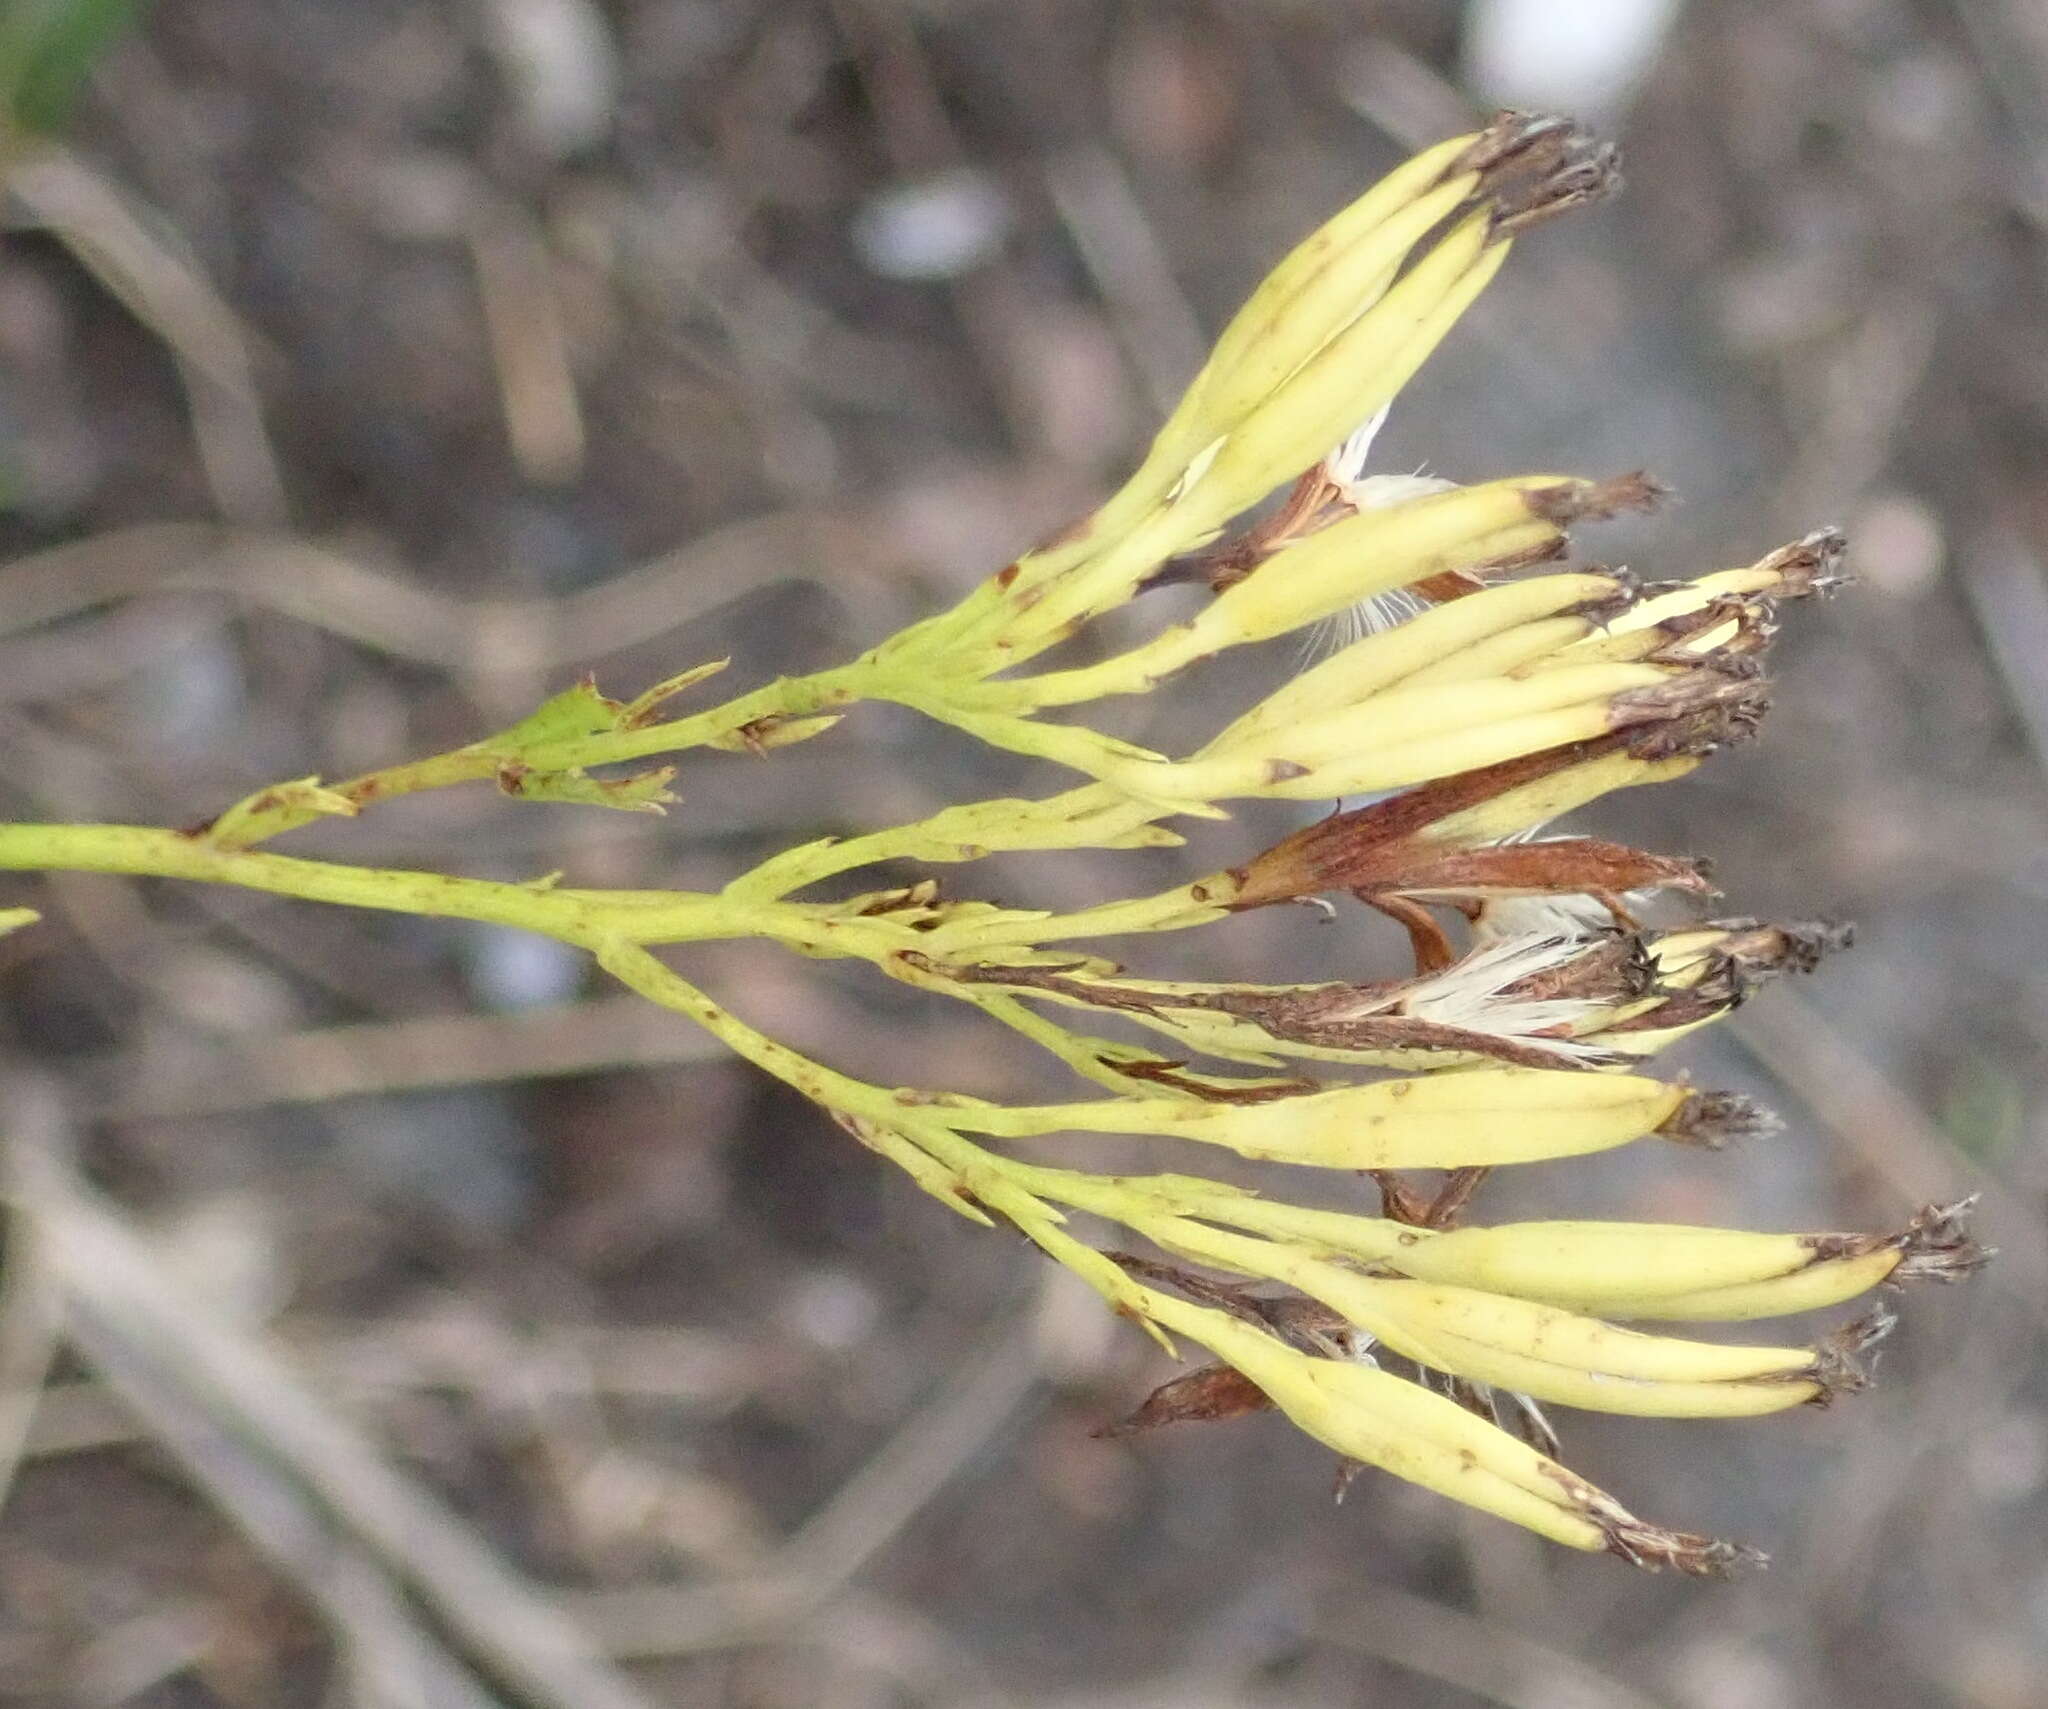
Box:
[707, 712, 842, 753]
[473, 661, 731, 757]
[472, 679, 624, 752]
[622, 659, 728, 727]
[207, 777, 357, 848]
[494, 763, 677, 814]
[0, 906, 41, 938]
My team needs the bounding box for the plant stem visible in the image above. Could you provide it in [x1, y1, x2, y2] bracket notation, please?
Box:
[0, 823, 911, 960]
[208, 664, 881, 848]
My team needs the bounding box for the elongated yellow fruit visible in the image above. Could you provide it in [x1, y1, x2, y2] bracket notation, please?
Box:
[1179, 176, 1480, 448]
[939, 121, 1630, 663]
[1522, 619, 1737, 672]
[1387, 1220, 1858, 1304]
[940, 132, 1519, 650]
[1592, 564, 1794, 638]
[1160, 1192, 1975, 1323]
[1382, 1323, 1819, 1417]
[1395, 613, 1605, 689]
[1183, 221, 1509, 539]
[956, 1065, 1692, 1168]
[1307, 1347, 1764, 1572]
[1254, 700, 1635, 803]
[1117, 1257, 1756, 1564]
[983, 564, 1608, 716]
[1143, 1214, 1821, 1388]
[1121, 1213, 1833, 1416]
[1142, 1291, 1612, 1550]
[1523, 541, 1834, 676]
[1153, 1193, 1806, 1289]
[1184, 475, 1577, 653]
[1018, 237, 1523, 651]
[1577, 1250, 1911, 1322]
[1292, 1357, 1612, 1542]
[1181, 138, 1481, 429]
[1049, 567, 1618, 725]
[1238, 662, 1675, 769]
[1229, 572, 1619, 738]
[1419, 747, 1703, 847]
[1358, 1281, 1816, 1384]
[1115, 676, 1667, 805]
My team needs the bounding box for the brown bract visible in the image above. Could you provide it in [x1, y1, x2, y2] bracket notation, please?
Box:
[1224, 770, 1714, 913]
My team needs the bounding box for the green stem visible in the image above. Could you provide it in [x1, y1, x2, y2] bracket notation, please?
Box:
[0, 823, 918, 960]
[590, 939, 916, 1119]
[511, 666, 873, 771]
[210, 664, 881, 848]
[924, 878, 1223, 952]
[723, 783, 1161, 901]
[968, 993, 1161, 1097]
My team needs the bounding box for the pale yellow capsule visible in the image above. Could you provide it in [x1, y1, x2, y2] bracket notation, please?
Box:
[1225, 572, 1619, 741]
[1185, 476, 1572, 653]
[1381, 1325, 1820, 1418]
[955, 1065, 1689, 1169]
[1392, 1220, 1833, 1303]
[1143, 1291, 1611, 1550]
[1358, 1281, 1817, 1384]
[1579, 1248, 1907, 1322]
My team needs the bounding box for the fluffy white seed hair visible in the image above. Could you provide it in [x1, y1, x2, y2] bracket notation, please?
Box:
[1390, 932, 1615, 1060]
[1304, 406, 1458, 656]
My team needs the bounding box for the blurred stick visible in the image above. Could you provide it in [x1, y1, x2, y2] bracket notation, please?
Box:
[1310, 1582, 1671, 1709]
[0, 1198, 62, 1521]
[1957, 525, 2048, 786]
[67, 1322, 505, 1709]
[1043, 145, 1208, 420]
[0, 510, 892, 674]
[469, 207, 587, 486]
[5, 147, 288, 526]
[296, 1313, 759, 1410]
[3, 1075, 664, 1709]
[76, 992, 724, 1121]
[1730, 985, 2045, 1300]
[569, 1289, 1046, 1656]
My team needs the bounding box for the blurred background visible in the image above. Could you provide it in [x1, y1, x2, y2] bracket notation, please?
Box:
[2, 1, 2045, 1705]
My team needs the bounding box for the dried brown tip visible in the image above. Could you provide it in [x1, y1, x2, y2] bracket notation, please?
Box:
[1622, 682, 1774, 761]
[1453, 112, 1624, 236]
[1451, 111, 1579, 176]
[1659, 1088, 1782, 1149]
[1871, 1197, 1992, 1284]
[1573, 568, 1646, 628]
[1528, 470, 1668, 527]
[1676, 918, 1855, 1008]
[1805, 1202, 1975, 1269]
[1758, 527, 1852, 598]
[1601, 1519, 1768, 1578]
[1608, 667, 1754, 728]
[1544, 1466, 1766, 1575]
[1807, 1302, 1898, 1405]
[1753, 917, 1856, 972]
[1611, 671, 1771, 742]
[1643, 592, 1774, 663]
